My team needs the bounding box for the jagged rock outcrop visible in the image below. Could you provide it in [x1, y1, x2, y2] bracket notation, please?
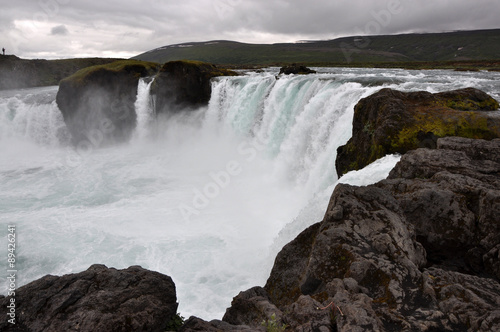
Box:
[278, 64, 316, 75]
[0, 264, 178, 332]
[179, 316, 259, 332]
[216, 136, 500, 331]
[336, 87, 500, 176]
[151, 60, 238, 114]
[223, 287, 284, 328]
[381, 137, 500, 278]
[56, 60, 159, 146]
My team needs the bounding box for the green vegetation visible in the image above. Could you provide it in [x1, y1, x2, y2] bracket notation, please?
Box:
[157, 59, 237, 77]
[133, 29, 500, 68]
[61, 59, 160, 85]
[438, 95, 500, 111]
[392, 111, 497, 152]
[164, 312, 185, 331]
[261, 313, 287, 332]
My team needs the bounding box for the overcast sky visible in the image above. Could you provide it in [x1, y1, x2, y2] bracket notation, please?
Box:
[1, 0, 499, 59]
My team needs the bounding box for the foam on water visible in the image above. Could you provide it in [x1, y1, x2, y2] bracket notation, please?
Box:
[1, 68, 499, 319]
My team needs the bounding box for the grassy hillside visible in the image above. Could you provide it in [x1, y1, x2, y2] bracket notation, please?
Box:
[0, 55, 125, 90]
[133, 29, 500, 66]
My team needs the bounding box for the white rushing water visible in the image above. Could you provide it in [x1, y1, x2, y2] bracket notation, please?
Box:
[1, 68, 499, 319]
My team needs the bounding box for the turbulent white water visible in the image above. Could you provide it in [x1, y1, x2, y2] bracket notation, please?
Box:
[1, 68, 499, 319]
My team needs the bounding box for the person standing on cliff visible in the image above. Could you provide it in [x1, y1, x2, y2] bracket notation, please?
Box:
[2, 48, 4, 55]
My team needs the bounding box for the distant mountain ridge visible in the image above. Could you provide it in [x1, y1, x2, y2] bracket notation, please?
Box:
[133, 29, 500, 65]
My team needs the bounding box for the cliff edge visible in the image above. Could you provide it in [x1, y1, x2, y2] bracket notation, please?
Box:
[335, 87, 500, 176]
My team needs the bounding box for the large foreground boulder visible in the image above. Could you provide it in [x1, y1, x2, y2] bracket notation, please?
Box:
[150, 60, 237, 114]
[216, 136, 500, 331]
[336, 87, 500, 176]
[56, 60, 159, 146]
[0, 265, 178, 332]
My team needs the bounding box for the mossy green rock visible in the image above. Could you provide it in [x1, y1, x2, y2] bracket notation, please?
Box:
[56, 60, 159, 145]
[336, 87, 500, 176]
[151, 60, 238, 114]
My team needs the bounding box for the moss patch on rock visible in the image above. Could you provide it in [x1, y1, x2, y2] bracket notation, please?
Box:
[60, 60, 160, 86]
[336, 87, 500, 176]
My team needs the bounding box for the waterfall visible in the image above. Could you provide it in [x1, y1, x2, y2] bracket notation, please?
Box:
[205, 73, 383, 196]
[3, 67, 499, 320]
[134, 77, 155, 140]
[0, 86, 69, 147]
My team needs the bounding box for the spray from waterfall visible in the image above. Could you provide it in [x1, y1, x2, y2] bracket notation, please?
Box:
[205, 74, 383, 198]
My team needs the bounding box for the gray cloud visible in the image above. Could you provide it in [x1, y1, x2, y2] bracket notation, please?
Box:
[0, 0, 498, 59]
[51, 24, 68, 35]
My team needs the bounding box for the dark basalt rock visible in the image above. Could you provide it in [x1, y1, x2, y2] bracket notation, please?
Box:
[335, 87, 500, 176]
[381, 137, 500, 278]
[221, 136, 500, 332]
[178, 316, 259, 331]
[0, 264, 178, 332]
[56, 60, 159, 146]
[264, 223, 321, 307]
[278, 64, 316, 75]
[223, 286, 284, 327]
[151, 60, 238, 114]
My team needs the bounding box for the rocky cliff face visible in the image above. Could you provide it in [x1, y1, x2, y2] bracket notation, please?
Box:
[336, 87, 500, 176]
[56, 60, 159, 146]
[150, 60, 238, 114]
[0, 265, 178, 332]
[209, 136, 499, 332]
